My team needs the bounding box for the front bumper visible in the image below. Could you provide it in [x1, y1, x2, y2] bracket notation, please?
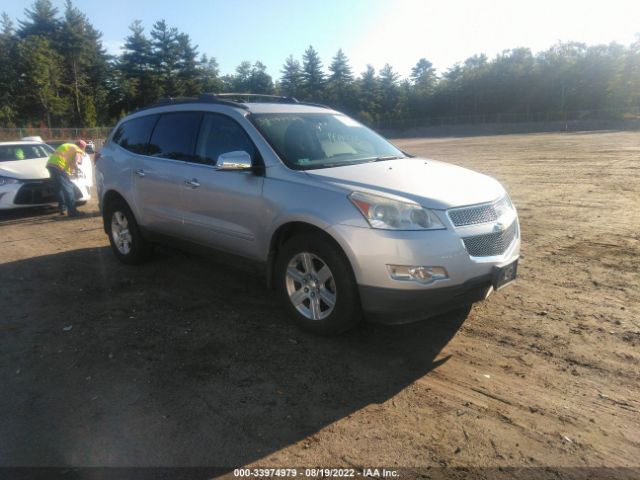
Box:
[327, 221, 520, 289]
[360, 274, 493, 324]
[326, 216, 520, 323]
[0, 178, 91, 210]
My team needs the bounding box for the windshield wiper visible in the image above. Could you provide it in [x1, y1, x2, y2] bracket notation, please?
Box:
[373, 155, 405, 162]
[308, 155, 406, 169]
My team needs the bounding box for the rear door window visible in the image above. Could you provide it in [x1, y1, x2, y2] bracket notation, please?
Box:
[0, 144, 51, 161]
[112, 115, 159, 154]
[195, 113, 256, 165]
[148, 112, 203, 162]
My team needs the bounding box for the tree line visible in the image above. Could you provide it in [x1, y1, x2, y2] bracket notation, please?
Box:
[1, 0, 639, 129]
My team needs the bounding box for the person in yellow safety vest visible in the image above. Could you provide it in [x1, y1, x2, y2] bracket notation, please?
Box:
[46, 139, 87, 217]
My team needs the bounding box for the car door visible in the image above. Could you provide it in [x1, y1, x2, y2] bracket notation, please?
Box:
[178, 113, 266, 259]
[131, 112, 202, 237]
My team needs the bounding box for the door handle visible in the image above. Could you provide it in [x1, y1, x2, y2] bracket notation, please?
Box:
[184, 178, 200, 188]
[134, 169, 145, 177]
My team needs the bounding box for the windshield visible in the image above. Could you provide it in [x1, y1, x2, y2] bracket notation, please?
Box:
[0, 144, 51, 162]
[251, 113, 405, 170]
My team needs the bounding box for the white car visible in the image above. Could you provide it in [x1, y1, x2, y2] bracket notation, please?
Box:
[0, 141, 93, 210]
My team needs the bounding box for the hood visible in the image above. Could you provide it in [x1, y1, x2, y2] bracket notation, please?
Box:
[306, 158, 505, 209]
[0, 158, 49, 180]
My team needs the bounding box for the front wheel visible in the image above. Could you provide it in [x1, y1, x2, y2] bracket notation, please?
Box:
[104, 199, 150, 264]
[275, 233, 361, 335]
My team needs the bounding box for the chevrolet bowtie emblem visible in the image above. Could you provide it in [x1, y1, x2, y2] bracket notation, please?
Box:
[494, 222, 505, 232]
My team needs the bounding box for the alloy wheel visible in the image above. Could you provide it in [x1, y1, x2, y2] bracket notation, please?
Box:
[111, 211, 132, 255]
[285, 252, 337, 320]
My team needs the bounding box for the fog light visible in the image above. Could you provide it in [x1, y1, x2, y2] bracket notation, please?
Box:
[387, 265, 448, 284]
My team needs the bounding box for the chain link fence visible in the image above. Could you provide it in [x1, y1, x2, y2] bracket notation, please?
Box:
[0, 127, 112, 150]
[373, 108, 640, 131]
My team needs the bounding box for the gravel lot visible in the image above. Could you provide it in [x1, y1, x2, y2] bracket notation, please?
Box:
[1, 131, 638, 478]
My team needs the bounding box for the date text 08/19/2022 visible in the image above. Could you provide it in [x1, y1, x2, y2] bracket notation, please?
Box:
[233, 468, 400, 478]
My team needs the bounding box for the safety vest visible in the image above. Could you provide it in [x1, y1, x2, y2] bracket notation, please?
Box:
[47, 143, 81, 175]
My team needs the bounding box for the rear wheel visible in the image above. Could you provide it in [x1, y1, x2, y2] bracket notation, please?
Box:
[104, 199, 150, 264]
[275, 233, 361, 335]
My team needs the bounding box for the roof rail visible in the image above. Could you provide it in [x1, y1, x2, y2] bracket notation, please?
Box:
[135, 95, 250, 113]
[213, 93, 332, 109]
[132, 93, 333, 114]
[212, 93, 299, 104]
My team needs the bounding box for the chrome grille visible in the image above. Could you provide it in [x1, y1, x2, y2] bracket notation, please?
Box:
[449, 197, 511, 227]
[463, 221, 518, 257]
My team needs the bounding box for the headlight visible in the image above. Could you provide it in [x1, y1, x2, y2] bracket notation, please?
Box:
[349, 191, 445, 230]
[0, 176, 21, 186]
[494, 194, 514, 216]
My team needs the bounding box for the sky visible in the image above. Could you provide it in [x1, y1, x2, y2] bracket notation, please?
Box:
[4, 0, 640, 80]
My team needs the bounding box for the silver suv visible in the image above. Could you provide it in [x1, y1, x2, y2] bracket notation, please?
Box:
[96, 94, 520, 334]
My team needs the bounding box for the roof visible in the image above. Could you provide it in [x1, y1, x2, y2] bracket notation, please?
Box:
[0, 141, 47, 146]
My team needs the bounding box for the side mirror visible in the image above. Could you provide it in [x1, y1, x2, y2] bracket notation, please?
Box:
[216, 151, 252, 171]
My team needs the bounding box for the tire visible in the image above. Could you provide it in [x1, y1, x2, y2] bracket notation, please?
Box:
[275, 233, 361, 335]
[104, 198, 150, 265]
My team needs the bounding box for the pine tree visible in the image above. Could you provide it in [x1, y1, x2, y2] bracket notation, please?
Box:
[327, 49, 355, 112]
[329, 49, 353, 85]
[409, 58, 437, 118]
[302, 45, 324, 101]
[411, 58, 436, 91]
[17, 0, 60, 41]
[198, 54, 223, 94]
[219, 74, 235, 92]
[121, 20, 151, 78]
[357, 65, 380, 123]
[176, 32, 199, 96]
[0, 13, 18, 126]
[83, 25, 110, 124]
[379, 63, 404, 120]
[119, 20, 158, 109]
[60, 0, 91, 124]
[82, 94, 97, 126]
[379, 63, 399, 87]
[56, 1, 111, 126]
[150, 19, 180, 97]
[280, 55, 302, 98]
[248, 61, 273, 94]
[232, 60, 252, 92]
[17, 36, 67, 127]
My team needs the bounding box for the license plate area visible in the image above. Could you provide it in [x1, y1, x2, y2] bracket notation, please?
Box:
[492, 259, 518, 290]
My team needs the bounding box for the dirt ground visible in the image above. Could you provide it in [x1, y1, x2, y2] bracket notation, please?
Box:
[0, 131, 638, 478]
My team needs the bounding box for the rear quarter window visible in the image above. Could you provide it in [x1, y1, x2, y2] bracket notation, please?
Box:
[112, 115, 159, 154]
